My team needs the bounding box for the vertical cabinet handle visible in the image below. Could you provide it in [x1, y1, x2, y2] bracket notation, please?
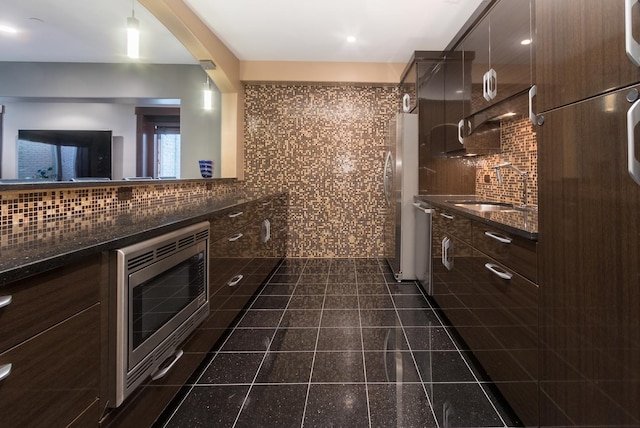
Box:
[457, 119, 465, 144]
[486, 68, 497, 100]
[625, 0, 640, 66]
[529, 85, 538, 126]
[228, 211, 243, 218]
[228, 233, 243, 242]
[261, 219, 271, 243]
[485, 263, 513, 280]
[0, 364, 12, 382]
[627, 98, 640, 185]
[442, 237, 454, 271]
[484, 231, 513, 244]
[383, 151, 393, 207]
[227, 275, 244, 287]
[0, 295, 12, 309]
[482, 71, 491, 101]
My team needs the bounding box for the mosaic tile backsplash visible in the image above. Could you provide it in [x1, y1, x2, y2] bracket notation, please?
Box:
[475, 118, 538, 207]
[243, 84, 399, 258]
[0, 180, 241, 251]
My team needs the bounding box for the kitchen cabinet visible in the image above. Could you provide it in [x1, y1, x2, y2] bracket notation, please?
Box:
[537, 84, 640, 427]
[430, 206, 538, 427]
[536, 0, 640, 113]
[0, 255, 101, 427]
[462, 0, 533, 115]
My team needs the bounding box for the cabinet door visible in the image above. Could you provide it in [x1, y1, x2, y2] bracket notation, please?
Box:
[536, 0, 640, 112]
[537, 85, 640, 426]
[464, 0, 532, 115]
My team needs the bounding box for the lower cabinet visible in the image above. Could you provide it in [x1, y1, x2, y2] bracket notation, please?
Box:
[431, 207, 538, 427]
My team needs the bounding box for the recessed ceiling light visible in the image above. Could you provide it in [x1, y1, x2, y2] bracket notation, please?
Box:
[346, 36, 357, 43]
[521, 39, 532, 45]
[0, 25, 18, 34]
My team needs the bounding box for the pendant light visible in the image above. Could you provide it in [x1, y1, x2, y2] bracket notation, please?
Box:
[127, 0, 139, 59]
[203, 77, 213, 110]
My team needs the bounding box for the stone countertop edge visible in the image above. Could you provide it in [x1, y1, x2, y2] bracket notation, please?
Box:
[414, 195, 538, 241]
[0, 191, 284, 287]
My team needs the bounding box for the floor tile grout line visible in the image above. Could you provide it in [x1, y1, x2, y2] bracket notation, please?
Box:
[299, 258, 331, 428]
[160, 257, 290, 427]
[231, 258, 309, 428]
[380, 263, 441, 428]
[355, 258, 373, 428]
[421, 290, 510, 427]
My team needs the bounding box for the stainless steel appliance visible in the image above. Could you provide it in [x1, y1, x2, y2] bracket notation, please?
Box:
[413, 202, 433, 294]
[109, 221, 210, 408]
[384, 113, 419, 280]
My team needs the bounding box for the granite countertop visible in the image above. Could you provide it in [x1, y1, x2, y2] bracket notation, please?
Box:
[0, 190, 279, 287]
[414, 195, 538, 240]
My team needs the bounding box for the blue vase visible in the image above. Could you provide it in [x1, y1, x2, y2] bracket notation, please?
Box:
[198, 160, 213, 178]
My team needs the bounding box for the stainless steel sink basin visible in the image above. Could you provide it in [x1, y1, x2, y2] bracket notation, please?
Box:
[446, 200, 518, 212]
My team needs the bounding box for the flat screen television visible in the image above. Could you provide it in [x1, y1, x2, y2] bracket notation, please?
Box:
[17, 130, 112, 181]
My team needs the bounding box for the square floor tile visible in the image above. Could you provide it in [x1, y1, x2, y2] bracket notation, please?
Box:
[392, 294, 430, 308]
[279, 309, 322, 328]
[361, 327, 409, 351]
[364, 350, 421, 383]
[255, 352, 314, 384]
[396, 309, 441, 326]
[327, 273, 356, 283]
[163, 385, 249, 428]
[368, 384, 438, 428]
[236, 310, 284, 328]
[325, 283, 358, 295]
[311, 351, 365, 382]
[198, 353, 264, 385]
[316, 327, 363, 351]
[388, 282, 424, 295]
[221, 329, 275, 352]
[357, 283, 389, 295]
[413, 350, 477, 383]
[402, 327, 458, 351]
[300, 272, 329, 282]
[323, 295, 359, 309]
[259, 284, 296, 296]
[250, 295, 290, 310]
[293, 284, 326, 295]
[321, 309, 361, 327]
[356, 273, 387, 283]
[359, 309, 401, 327]
[234, 384, 308, 428]
[425, 382, 505, 427]
[304, 384, 369, 428]
[268, 273, 301, 284]
[359, 295, 394, 309]
[270, 328, 318, 352]
[287, 295, 325, 309]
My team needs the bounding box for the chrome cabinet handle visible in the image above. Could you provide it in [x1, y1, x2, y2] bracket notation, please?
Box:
[150, 350, 183, 381]
[0, 295, 12, 309]
[383, 151, 393, 207]
[627, 98, 640, 185]
[261, 219, 271, 243]
[228, 233, 243, 242]
[261, 201, 272, 206]
[412, 203, 432, 214]
[485, 263, 513, 280]
[227, 275, 244, 287]
[440, 213, 454, 220]
[484, 231, 512, 244]
[529, 85, 538, 126]
[442, 237, 454, 271]
[625, 0, 640, 66]
[0, 364, 12, 382]
[228, 211, 243, 218]
[487, 68, 497, 100]
[483, 71, 490, 101]
[457, 119, 464, 144]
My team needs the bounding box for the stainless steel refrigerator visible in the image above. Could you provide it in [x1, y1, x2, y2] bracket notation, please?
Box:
[384, 113, 419, 281]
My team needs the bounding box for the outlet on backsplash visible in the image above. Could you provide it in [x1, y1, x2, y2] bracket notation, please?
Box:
[475, 118, 538, 207]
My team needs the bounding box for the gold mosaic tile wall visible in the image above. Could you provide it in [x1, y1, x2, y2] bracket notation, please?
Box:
[0, 180, 240, 251]
[475, 118, 538, 207]
[243, 84, 399, 258]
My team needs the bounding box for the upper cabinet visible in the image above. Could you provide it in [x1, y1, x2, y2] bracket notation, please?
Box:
[462, 0, 533, 115]
[536, 0, 640, 112]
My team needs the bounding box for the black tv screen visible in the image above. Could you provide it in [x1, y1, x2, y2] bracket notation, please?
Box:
[17, 130, 112, 181]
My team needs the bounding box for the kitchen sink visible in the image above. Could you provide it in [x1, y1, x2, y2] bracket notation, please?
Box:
[447, 200, 536, 213]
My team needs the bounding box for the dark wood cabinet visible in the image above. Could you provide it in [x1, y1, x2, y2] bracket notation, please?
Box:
[536, 0, 640, 113]
[537, 85, 640, 427]
[462, 0, 533, 114]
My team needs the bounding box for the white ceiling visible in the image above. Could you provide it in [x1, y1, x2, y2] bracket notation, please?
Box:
[0, 0, 484, 65]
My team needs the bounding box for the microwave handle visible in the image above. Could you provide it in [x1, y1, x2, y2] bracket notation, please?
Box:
[151, 349, 183, 381]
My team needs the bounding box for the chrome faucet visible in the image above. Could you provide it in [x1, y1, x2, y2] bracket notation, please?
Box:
[491, 161, 528, 207]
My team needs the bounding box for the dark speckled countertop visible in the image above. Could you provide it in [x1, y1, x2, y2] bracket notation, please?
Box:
[414, 195, 538, 240]
[0, 190, 279, 287]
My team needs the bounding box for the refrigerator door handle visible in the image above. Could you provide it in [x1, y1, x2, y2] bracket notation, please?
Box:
[625, 0, 640, 66]
[627, 97, 640, 185]
[383, 151, 392, 206]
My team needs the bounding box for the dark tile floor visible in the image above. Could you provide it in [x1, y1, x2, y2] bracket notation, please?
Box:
[157, 258, 520, 428]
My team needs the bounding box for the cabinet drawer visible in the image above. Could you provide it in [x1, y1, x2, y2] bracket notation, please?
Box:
[472, 221, 537, 283]
[208, 201, 261, 242]
[0, 254, 100, 353]
[0, 304, 99, 427]
[434, 207, 472, 243]
[209, 220, 264, 259]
